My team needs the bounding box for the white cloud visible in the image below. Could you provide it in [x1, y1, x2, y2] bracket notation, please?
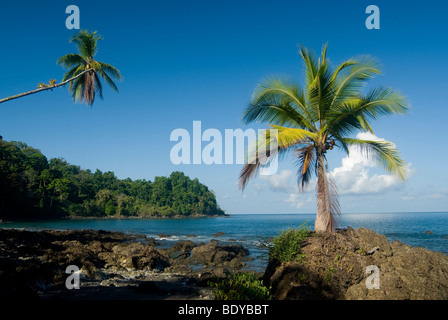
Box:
[330, 132, 409, 195]
[286, 193, 304, 208]
[257, 170, 315, 209]
[428, 193, 444, 199]
[259, 169, 295, 192]
[286, 193, 313, 209]
[402, 187, 447, 201]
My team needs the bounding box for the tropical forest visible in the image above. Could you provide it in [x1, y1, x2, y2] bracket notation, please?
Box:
[0, 137, 225, 220]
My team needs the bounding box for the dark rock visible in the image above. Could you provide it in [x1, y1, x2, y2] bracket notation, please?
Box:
[227, 258, 245, 269]
[81, 261, 106, 281]
[191, 240, 249, 268]
[425, 230, 433, 234]
[212, 232, 226, 237]
[264, 227, 448, 300]
[196, 272, 218, 287]
[163, 240, 196, 261]
[196, 267, 230, 287]
[144, 238, 159, 246]
[168, 251, 183, 259]
[169, 240, 196, 254]
[108, 242, 170, 271]
[212, 267, 231, 278]
[158, 233, 171, 238]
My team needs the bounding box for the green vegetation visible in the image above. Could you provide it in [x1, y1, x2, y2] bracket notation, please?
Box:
[269, 222, 311, 264]
[239, 44, 408, 232]
[0, 137, 225, 220]
[324, 266, 337, 282]
[209, 271, 272, 300]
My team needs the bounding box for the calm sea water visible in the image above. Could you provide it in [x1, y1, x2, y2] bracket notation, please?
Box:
[2, 212, 447, 271]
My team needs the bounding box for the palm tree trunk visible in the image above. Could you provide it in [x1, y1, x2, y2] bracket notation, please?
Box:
[0, 69, 91, 105]
[315, 150, 335, 233]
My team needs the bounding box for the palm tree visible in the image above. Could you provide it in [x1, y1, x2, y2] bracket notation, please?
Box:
[239, 44, 409, 233]
[57, 30, 122, 106]
[0, 30, 121, 105]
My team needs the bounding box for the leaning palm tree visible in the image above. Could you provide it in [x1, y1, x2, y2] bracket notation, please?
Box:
[0, 30, 121, 106]
[239, 44, 409, 233]
[57, 30, 122, 106]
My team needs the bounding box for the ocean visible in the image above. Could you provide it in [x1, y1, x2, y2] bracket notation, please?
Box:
[2, 212, 447, 272]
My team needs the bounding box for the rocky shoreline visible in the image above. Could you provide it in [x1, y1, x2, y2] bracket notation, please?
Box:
[0, 228, 252, 300]
[1, 227, 447, 300]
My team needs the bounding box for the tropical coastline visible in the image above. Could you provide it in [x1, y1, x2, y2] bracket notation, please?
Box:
[1, 215, 447, 300]
[1, 0, 448, 305]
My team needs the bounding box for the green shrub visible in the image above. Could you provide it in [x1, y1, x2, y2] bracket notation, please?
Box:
[269, 222, 311, 264]
[209, 271, 272, 300]
[68, 203, 87, 216]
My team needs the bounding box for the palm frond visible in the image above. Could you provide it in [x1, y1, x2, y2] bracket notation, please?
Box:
[298, 44, 319, 90]
[57, 53, 86, 69]
[243, 78, 315, 130]
[326, 87, 408, 136]
[66, 66, 87, 89]
[330, 59, 358, 83]
[239, 129, 291, 190]
[299, 43, 336, 124]
[94, 72, 104, 100]
[71, 75, 84, 102]
[61, 65, 82, 84]
[307, 51, 335, 124]
[360, 86, 409, 117]
[70, 30, 102, 58]
[341, 137, 407, 181]
[96, 68, 119, 92]
[329, 57, 381, 109]
[295, 144, 316, 190]
[98, 62, 123, 81]
[270, 125, 317, 149]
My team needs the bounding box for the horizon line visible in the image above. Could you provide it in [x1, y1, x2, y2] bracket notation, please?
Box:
[228, 211, 448, 215]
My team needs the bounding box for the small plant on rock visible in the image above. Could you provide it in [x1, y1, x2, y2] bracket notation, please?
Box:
[209, 271, 272, 300]
[269, 222, 311, 264]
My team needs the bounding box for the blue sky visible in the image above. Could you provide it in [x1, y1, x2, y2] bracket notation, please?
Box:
[0, 0, 447, 214]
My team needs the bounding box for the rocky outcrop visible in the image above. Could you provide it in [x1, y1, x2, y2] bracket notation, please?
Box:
[99, 242, 170, 272]
[162, 240, 196, 260]
[264, 227, 448, 300]
[191, 240, 249, 268]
